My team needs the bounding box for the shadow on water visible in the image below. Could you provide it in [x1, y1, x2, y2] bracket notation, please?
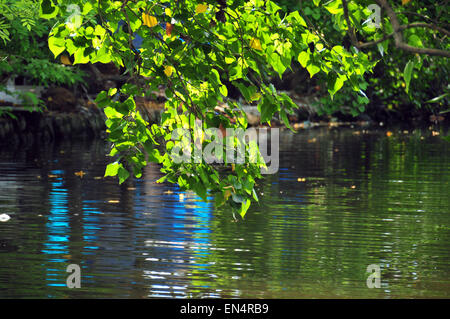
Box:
[0, 127, 449, 298]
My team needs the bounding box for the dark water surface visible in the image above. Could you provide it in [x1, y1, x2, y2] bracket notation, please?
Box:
[0, 127, 449, 298]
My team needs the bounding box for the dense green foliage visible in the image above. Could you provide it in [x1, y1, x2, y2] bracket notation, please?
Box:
[38, 0, 448, 217]
[39, 0, 378, 217]
[274, 0, 449, 119]
[0, 0, 84, 109]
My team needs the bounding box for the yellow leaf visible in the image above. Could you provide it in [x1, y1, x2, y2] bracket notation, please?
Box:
[195, 4, 208, 14]
[164, 65, 174, 77]
[224, 189, 232, 200]
[142, 13, 158, 28]
[250, 92, 261, 101]
[402, 0, 412, 5]
[60, 55, 72, 65]
[250, 37, 262, 51]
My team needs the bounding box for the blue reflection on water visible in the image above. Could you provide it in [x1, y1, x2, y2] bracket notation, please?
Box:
[82, 204, 101, 252]
[42, 171, 69, 286]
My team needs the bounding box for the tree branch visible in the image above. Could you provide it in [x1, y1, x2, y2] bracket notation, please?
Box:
[341, 0, 450, 58]
[375, 0, 450, 58]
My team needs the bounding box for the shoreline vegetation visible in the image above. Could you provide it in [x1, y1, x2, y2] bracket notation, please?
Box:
[1, 0, 448, 213]
[1, 63, 448, 144]
[1, 78, 448, 145]
[0, 90, 447, 145]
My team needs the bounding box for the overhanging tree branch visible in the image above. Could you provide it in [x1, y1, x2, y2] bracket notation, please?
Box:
[341, 0, 450, 58]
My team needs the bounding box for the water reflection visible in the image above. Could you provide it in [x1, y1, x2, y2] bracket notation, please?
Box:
[0, 128, 449, 298]
[43, 171, 69, 288]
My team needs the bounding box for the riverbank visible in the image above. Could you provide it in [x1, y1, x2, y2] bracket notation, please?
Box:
[0, 106, 106, 145]
[0, 92, 448, 146]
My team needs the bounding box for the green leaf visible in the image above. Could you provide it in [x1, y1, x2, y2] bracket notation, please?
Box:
[404, 60, 414, 94]
[426, 93, 449, 104]
[82, 2, 93, 15]
[377, 43, 384, 57]
[408, 34, 423, 48]
[118, 165, 130, 184]
[192, 181, 207, 200]
[258, 98, 277, 124]
[48, 36, 65, 58]
[298, 51, 310, 68]
[210, 69, 221, 84]
[328, 74, 345, 98]
[306, 64, 320, 78]
[324, 0, 342, 15]
[219, 85, 228, 97]
[240, 199, 251, 218]
[74, 48, 90, 64]
[280, 109, 293, 131]
[40, 0, 59, 19]
[287, 11, 307, 28]
[105, 162, 119, 177]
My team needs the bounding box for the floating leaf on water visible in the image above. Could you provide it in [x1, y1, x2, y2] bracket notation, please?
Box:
[74, 171, 86, 178]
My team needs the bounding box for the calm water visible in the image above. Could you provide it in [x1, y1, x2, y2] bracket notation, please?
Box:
[0, 127, 449, 298]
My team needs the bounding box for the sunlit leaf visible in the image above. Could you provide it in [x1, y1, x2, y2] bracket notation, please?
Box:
[164, 65, 174, 77]
[142, 13, 158, 28]
[104, 162, 119, 177]
[250, 38, 262, 51]
[195, 4, 208, 14]
[404, 60, 414, 94]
